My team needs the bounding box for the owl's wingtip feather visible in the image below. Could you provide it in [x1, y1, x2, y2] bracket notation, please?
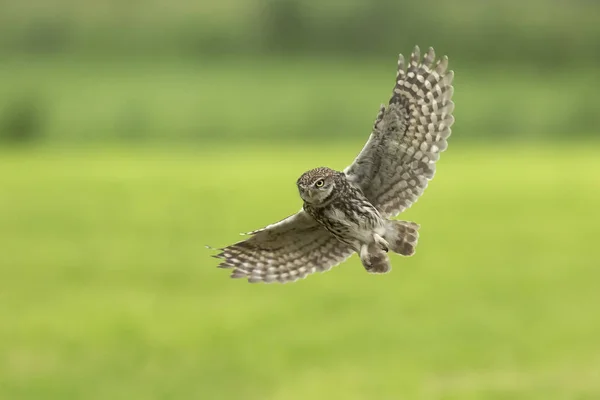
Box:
[230, 270, 248, 279]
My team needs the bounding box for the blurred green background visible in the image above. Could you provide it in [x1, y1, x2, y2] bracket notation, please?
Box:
[1, 1, 599, 399]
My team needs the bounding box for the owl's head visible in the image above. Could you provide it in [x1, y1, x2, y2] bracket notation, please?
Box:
[296, 167, 338, 205]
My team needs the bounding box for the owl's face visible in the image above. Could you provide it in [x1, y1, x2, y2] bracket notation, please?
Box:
[296, 167, 337, 205]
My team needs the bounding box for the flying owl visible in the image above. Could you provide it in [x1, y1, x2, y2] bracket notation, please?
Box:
[211, 46, 455, 283]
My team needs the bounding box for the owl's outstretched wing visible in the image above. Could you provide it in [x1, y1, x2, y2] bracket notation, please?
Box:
[212, 211, 354, 283]
[344, 46, 455, 218]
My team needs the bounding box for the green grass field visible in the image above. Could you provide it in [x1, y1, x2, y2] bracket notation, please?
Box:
[1, 143, 599, 399]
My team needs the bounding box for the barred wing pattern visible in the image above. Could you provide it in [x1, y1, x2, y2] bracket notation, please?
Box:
[213, 211, 354, 283]
[344, 46, 455, 218]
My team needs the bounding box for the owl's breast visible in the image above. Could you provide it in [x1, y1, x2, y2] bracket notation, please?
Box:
[317, 199, 384, 246]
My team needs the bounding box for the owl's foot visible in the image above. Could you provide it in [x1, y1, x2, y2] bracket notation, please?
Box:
[373, 233, 389, 253]
[360, 242, 391, 274]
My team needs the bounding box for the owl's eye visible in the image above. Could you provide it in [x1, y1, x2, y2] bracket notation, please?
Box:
[314, 179, 325, 188]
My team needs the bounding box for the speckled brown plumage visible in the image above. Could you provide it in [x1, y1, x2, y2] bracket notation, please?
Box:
[212, 46, 455, 283]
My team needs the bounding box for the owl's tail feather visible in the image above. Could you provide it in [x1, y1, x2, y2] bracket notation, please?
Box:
[360, 242, 391, 274]
[384, 220, 420, 256]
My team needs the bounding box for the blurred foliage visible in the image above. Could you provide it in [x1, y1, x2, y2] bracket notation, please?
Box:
[0, 0, 598, 146]
[0, 60, 596, 145]
[1, 0, 599, 67]
[0, 93, 46, 144]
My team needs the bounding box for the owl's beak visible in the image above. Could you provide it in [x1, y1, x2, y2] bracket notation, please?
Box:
[298, 185, 311, 202]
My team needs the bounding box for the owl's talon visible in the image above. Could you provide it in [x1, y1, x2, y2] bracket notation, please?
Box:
[373, 233, 389, 252]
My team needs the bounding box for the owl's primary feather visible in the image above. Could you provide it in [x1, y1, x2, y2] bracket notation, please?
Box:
[213, 46, 454, 283]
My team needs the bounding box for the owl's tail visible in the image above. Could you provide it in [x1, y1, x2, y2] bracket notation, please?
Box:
[384, 220, 420, 256]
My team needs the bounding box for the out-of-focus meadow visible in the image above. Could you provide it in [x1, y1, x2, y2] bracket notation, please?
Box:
[1, 1, 599, 399]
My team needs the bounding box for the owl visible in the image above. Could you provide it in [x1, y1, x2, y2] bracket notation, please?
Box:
[211, 46, 455, 283]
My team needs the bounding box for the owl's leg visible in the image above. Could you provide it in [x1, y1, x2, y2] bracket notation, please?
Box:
[360, 242, 391, 274]
[373, 233, 389, 252]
